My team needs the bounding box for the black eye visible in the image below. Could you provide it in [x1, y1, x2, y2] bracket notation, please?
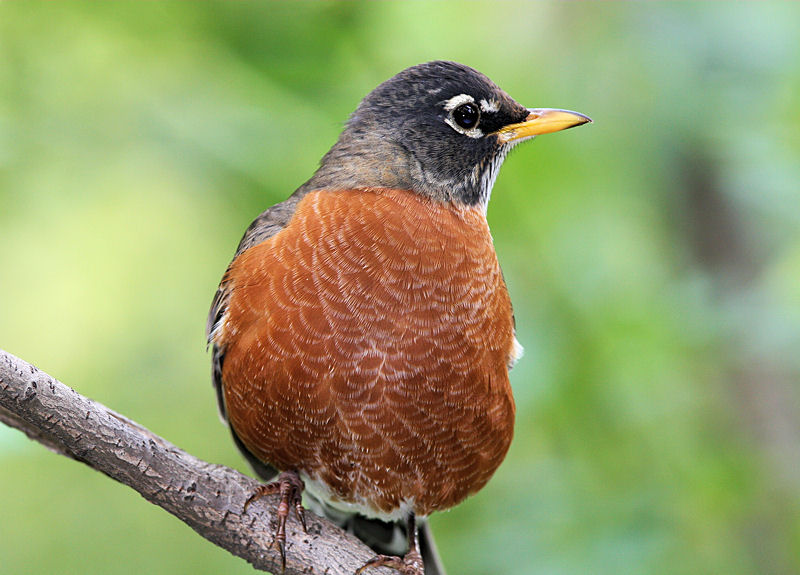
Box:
[452, 102, 480, 129]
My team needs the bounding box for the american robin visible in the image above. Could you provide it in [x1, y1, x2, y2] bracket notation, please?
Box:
[207, 60, 590, 575]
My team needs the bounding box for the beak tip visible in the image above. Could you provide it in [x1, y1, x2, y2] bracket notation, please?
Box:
[575, 113, 593, 127]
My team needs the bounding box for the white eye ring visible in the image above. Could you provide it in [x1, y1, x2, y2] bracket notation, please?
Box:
[443, 93, 484, 139]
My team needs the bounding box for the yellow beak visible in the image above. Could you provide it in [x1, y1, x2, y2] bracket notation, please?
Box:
[495, 108, 592, 144]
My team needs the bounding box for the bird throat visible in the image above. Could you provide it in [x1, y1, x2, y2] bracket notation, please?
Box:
[471, 142, 514, 211]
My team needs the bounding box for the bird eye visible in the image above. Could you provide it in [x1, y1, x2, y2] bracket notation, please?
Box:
[452, 102, 480, 130]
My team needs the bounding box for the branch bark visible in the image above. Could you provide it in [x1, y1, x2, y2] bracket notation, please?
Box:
[0, 348, 392, 575]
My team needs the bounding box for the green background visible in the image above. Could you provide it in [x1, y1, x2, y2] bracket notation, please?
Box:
[2, 2, 799, 574]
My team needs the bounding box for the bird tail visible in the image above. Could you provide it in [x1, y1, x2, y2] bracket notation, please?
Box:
[317, 501, 447, 575]
[419, 519, 447, 575]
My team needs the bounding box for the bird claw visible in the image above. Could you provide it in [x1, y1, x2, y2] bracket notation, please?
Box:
[295, 499, 307, 532]
[243, 470, 307, 572]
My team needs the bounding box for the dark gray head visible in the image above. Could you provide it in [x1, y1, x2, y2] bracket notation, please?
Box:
[305, 61, 590, 208]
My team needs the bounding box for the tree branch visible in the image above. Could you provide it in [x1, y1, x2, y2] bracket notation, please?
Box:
[0, 348, 392, 575]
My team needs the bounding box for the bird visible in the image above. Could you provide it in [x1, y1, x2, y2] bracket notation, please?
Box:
[207, 60, 590, 575]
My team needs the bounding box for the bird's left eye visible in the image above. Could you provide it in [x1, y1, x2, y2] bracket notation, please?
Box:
[452, 103, 480, 129]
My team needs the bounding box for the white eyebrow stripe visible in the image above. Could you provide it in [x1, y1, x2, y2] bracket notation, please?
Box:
[443, 93, 475, 111]
[480, 98, 499, 113]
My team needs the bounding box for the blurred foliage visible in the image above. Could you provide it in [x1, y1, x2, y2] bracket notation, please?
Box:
[1, 2, 799, 574]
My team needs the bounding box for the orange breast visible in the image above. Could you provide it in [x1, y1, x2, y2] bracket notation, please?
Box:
[217, 188, 516, 518]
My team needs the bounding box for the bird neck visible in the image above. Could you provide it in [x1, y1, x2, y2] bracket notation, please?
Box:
[301, 132, 503, 213]
[303, 132, 416, 196]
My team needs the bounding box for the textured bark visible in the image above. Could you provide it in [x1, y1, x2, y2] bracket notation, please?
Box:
[0, 348, 393, 575]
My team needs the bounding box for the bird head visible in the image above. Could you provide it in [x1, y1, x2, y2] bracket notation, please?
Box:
[307, 60, 591, 208]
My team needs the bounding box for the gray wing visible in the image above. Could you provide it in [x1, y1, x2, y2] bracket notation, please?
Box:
[206, 190, 307, 422]
[206, 190, 309, 481]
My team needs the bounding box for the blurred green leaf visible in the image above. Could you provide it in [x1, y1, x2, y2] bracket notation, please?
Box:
[2, 2, 799, 574]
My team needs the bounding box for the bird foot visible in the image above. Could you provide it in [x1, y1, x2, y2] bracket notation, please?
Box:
[355, 547, 424, 575]
[243, 470, 307, 571]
